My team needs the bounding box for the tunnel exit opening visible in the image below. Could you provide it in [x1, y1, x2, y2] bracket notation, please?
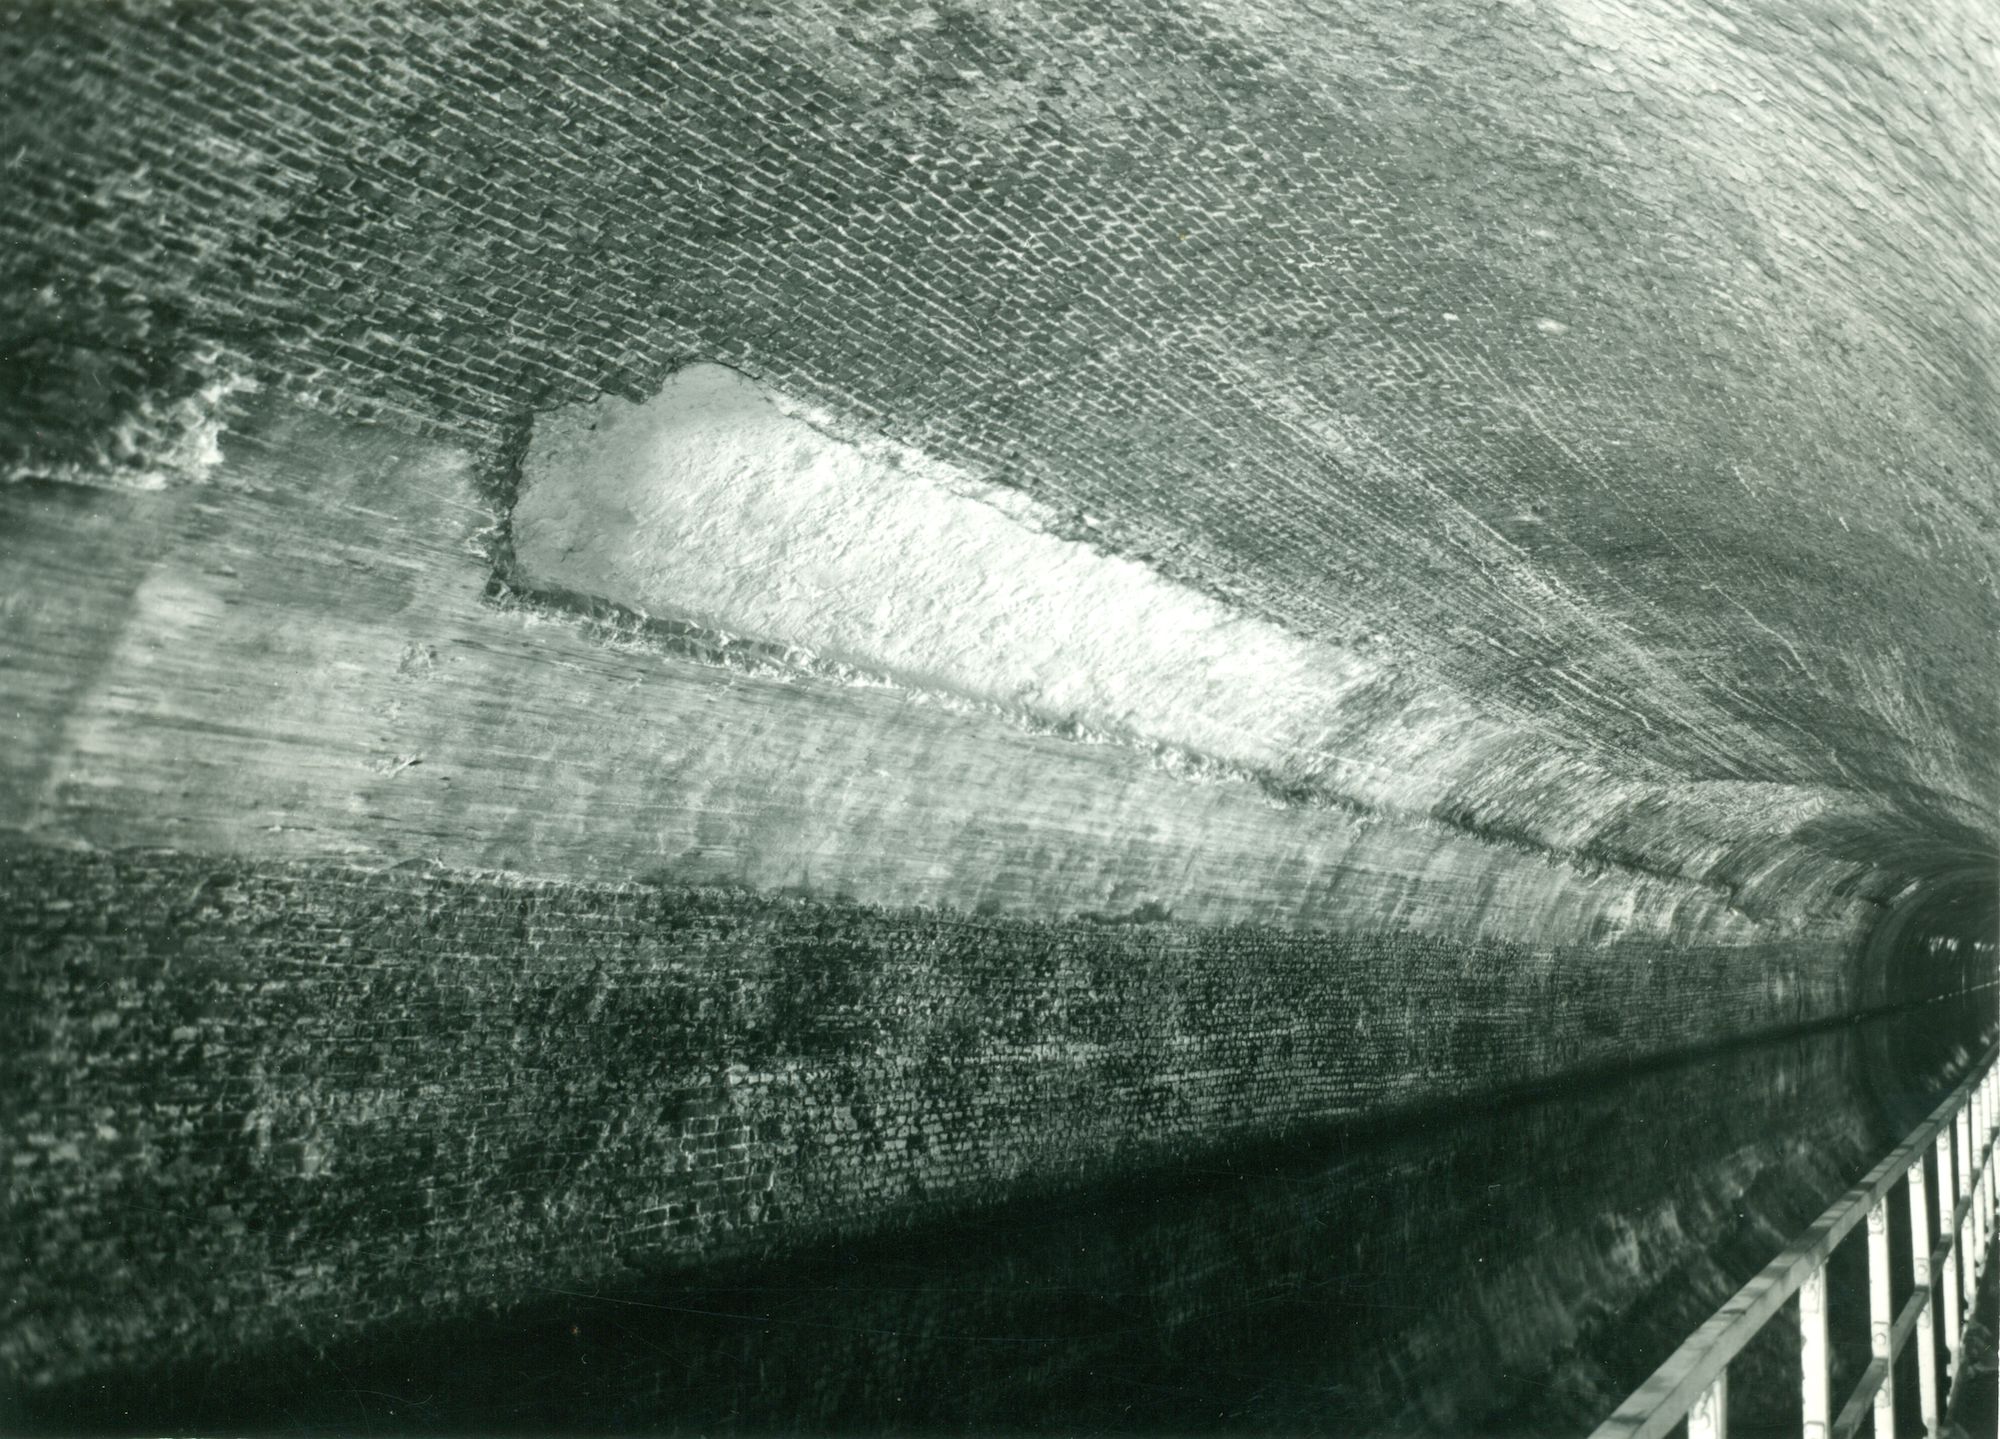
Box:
[1863, 866, 2000, 1013]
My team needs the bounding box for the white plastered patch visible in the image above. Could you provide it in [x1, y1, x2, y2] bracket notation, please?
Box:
[512, 362, 1389, 779]
[507, 362, 1863, 930]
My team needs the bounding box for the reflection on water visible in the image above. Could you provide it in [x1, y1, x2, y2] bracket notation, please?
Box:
[22, 998, 1994, 1436]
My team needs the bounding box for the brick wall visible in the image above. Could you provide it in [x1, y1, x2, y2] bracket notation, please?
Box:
[0, 842, 1911, 1389]
[3, 0, 1995, 1412]
[179, 1010, 1952, 1435]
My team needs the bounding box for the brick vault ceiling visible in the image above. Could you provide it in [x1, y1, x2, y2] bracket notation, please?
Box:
[1, 0, 1995, 900]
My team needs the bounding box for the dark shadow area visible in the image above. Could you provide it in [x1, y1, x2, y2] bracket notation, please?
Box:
[11, 993, 1993, 1438]
[1864, 866, 2000, 1009]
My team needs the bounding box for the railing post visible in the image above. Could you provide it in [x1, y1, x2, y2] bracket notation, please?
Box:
[1982, 1079, 1995, 1280]
[1970, 1090, 1981, 1273]
[1976, 1071, 1992, 1239]
[1979, 1091, 1991, 1284]
[1979, 1072, 1992, 1282]
[1939, 1127, 1962, 1372]
[1909, 1156, 1940, 1437]
[1802, 1261, 1831, 1439]
[1869, 1197, 1894, 1437]
[1587, 1046, 2000, 1439]
[1959, 1105, 1977, 1315]
[1982, 1080, 1994, 1279]
[1689, 1367, 1728, 1439]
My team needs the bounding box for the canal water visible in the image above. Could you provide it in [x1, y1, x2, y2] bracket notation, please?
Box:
[19, 997, 1993, 1436]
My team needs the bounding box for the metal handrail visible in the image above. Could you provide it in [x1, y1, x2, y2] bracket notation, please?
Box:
[1590, 1041, 2000, 1439]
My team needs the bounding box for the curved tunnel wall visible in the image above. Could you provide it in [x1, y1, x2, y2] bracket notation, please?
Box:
[17, 996, 1995, 1435]
[2, 0, 1997, 1404]
[1865, 869, 2000, 1006]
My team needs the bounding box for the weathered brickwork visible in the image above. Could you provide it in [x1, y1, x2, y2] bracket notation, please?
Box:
[13, 975, 1988, 1434]
[1, 0, 1993, 826]
[2, 1, 1995, 1421]
[0, 841, 1911, 1389]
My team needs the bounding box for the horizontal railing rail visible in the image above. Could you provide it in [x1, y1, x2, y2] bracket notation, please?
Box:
[1590, 1040, 2000, 1439]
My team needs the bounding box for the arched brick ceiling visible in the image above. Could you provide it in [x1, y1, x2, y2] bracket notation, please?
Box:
[2, 0, 1994, 909]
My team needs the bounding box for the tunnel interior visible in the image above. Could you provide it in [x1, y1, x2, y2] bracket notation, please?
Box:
[2, 0, 1998, 1433]
[1867, 868, 2000, 1006]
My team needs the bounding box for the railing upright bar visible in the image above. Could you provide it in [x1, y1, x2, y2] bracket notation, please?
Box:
[1938, 1126, 1961, 1373]
[1590, 1045, 1998, 1439]
[1980, 1082, 1991, 1284]
[1984, 1080, 1994, 1266]
[1976, 1071, 1992, 1263]
[1867, 1196, 1894, 1438]
[1978, 1094, 1989, 1280]
[1985, 1075, 1993, 1202]
[1802, 1261, 1832, 1439]
[1975, 1082, 1987, 1261]
[1688, 1370, 1727, 1439]
[1959, 1106, 1976, 1332]
[1908, 1155, 1940, 1437]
